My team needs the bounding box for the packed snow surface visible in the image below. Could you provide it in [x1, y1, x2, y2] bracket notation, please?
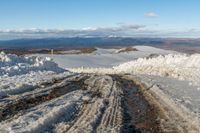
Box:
[128, 74, 200, 132]
[0, 46, 200, 132]
[34, 46, 176, 68]
[0, 90, 84, 133]
[72, 54, 200, 86]
[135, 74, 200, 116]
[71, 51, 200, 128]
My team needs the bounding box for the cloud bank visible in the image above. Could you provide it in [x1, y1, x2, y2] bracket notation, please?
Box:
[0, 24, 146, 40]
[0, 24, 199, 40]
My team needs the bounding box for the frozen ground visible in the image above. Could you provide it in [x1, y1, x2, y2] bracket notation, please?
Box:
[1, 72, 199, 132]
[125, 74, 200, 132]
[1, 46, 200, 132]
[0, 74, 164, 133]
[72, 53, 200, 86]
[69, 47, 200, 132]
[34, 46, 177, 68]
[135, 75, 200, 117]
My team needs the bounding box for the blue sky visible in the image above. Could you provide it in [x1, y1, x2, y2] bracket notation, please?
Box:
[0, 0, 200, 39]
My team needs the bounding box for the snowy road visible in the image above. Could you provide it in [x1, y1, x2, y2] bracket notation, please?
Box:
[1, 48, 200, 132]
[0, 74, 166, 133]
[1, 73, 197, 133]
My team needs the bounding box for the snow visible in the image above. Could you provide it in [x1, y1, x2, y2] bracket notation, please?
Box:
[0, 51, 64, 76]
[34, 46, 176, 68]
[70, 48, 200, 128]
[113, 54, 200, 85]
[134, 45, 172, 53]
[72, 53, 200, 86]
[95, 46, 173, 55]
[1, 45, 199, 132]
[131, 74, 200, 131]
[93, 47, 118, 54]
[0, 52, 70, 98]
[135, 74, 200, 115]
[0, 90, 84, 133]
[0, 71, 71, 98]
[0, 74, 123, 133]
[60, 50, 81, 54]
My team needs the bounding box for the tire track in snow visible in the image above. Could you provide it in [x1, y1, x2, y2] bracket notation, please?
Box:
[0, 74, 164, 133]
[0, 74, 88, 122]
[0, 90, 85, 133]
[64, 75, 115, 133]
[117, 76, 161, 133]
[96, 81, 123, 133]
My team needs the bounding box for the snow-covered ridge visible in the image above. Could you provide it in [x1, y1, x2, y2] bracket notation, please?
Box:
[71, 54, 200, 86]
[0, 51, 64, 76]
[35, 45, 176, 68]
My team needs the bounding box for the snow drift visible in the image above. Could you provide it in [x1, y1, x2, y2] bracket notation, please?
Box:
[0, 52, 68, 98]
[0, 51, 64, 76]
[71, 54, 200, 86]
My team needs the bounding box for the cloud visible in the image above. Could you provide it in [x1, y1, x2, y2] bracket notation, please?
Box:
[0, 24, 144, 34]
[145, 12, 158, 17]
[0, 24, 145, 40]
[0, 25, 200, 40]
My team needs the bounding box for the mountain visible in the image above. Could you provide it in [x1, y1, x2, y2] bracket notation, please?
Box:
[0, 37, 164, 49]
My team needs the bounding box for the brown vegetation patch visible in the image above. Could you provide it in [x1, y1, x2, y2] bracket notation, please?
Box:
[1, 47, 97, 55]
[118, 47, 138, 53]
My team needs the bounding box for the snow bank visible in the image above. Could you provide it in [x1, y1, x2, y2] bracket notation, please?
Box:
[0, 52, 69, 98]
[0, 51, 64, 76]
[0, 71, 72, 98]
[114, 54, 200, 85]
[71, 54, 200, 86]
[131, 75, 200, 131]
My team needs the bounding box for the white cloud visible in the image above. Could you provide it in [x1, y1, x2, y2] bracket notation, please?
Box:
[0, 25, 200, 40]
[145, 12, 158, 17]
[0, 24, 144, 34]
[0, 24, 145, 39]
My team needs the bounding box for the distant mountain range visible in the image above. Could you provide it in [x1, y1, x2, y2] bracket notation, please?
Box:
[0, 37, 200, 53]
[0, 37, 165, 49]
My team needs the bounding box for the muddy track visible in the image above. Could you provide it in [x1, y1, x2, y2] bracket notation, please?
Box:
[114, 76, 161, 133]
[60, 75, 161, 133]
[0, 74, 88, 122]
[0, 74, 163, 133]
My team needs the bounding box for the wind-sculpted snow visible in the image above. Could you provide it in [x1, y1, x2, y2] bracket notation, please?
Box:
[71, 54, 200, 86]
[0, 52, 68, 98]
[114, 54, 200, 85]
[0, 51, 64, 76]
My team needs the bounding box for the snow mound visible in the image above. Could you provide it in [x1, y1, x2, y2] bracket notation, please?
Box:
[0, 52, 64, 76]
[71, 54, 200, 86]
[113, 54, 200, 84]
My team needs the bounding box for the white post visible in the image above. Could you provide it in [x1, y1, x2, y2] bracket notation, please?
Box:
[51, 49, 54, 56]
